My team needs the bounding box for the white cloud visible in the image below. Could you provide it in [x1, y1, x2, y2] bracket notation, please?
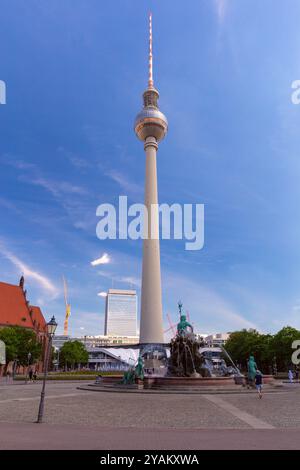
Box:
[0, 197, 20, 213]
[120, 276, 141, 288]
[56, 147, 91, 170]
[0, 243, 59, 297]
[69, 156, 91, 169]
[106, 170, 142, 198]
[97, 270, 140, 288]
[3, 156, 93, 233]
[19, 175, 87, 197]
[91, 252, 111, 266]
[214, 0, 227, 24]
[1, 155, 36, 170]
[163, 271, 257, 334]
[97, 291, 107, 297]
[66, 311, 104, 337]
[36, 297, 45, 307]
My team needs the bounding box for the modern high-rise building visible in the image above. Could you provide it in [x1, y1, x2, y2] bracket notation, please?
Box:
[134, 13, 168, 344]
[104, 289, 137, 336]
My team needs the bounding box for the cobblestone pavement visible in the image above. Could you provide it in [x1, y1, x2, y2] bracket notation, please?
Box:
[1, 423, 300, 450]
[0, 381, 299, 449]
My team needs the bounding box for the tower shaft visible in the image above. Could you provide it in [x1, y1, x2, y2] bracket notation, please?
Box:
[139, 136, 164, 344]
[134, 14, 168, 345]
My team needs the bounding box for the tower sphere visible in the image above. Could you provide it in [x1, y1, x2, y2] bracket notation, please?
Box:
[134, 106, 168, 142]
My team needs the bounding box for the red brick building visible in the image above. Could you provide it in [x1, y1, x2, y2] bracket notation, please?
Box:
[0, 277, 48, 375]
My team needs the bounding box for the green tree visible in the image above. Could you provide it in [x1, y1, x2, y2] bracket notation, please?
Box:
[0, 327, 19, 371]
[225, 329, 273, 373]
[270, 326, 300, 371]
[14, 327, 43, 367]
[0, 326, 43, 372]
[59, 340, 88, 369]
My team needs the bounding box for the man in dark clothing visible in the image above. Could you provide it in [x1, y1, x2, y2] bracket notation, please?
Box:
[255, 370, 263, 398]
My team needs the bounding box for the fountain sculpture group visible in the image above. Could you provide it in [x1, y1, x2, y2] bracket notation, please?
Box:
[121, 301, 239, 387]
[168, 302, 206, 378]
[89, 302, 276, 391]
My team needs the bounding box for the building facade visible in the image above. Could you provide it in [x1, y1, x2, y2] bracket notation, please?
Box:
[87, 347, 139, 371]
[52, 334, 139, 351]
[205, 333, 230, 347]
[0, 277, 48, 375]
[80, 335, 139, 348]
[104, 289, 137, 337]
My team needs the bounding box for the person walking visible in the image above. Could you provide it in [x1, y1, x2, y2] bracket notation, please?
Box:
[28, 367, 33, 382]
[255, 370, 263, 399]
[288, 369, 294, 384]
[6, 370, 11, 384]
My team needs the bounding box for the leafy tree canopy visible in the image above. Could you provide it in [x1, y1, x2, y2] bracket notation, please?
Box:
[59, 340, 88, 367]
[271, 326, 300, 370]
[225, 326, 300, 372]
[0, 326, 42, 366]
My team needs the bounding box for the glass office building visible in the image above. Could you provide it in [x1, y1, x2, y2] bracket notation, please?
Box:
[104, 289, 137, 336]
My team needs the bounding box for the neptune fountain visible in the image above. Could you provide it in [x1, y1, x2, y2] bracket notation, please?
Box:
[167, 302, 237, 379]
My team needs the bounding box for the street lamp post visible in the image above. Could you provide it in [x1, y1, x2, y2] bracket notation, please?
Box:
[56, 348, 60, 372]
[36, 316, 57, 423]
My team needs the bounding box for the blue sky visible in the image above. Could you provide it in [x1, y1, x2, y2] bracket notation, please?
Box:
[1, 0, 300, 337]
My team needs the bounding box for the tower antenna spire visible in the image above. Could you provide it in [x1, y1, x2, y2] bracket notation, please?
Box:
[148, 12, 154, 89]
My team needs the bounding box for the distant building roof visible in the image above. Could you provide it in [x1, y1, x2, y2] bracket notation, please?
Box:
[0, 279, 46, 333]
[98, 347, 140, 365]
[107, 289, 136, 295]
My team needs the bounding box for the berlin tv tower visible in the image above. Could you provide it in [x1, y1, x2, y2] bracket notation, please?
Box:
[134, 13, 168, 344]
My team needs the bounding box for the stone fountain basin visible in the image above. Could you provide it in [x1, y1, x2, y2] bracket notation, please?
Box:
[144, 376, 236, 387]
[100, 375, 275, 388]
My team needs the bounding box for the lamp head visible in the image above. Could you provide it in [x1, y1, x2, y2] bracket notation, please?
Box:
[47, 316, 57, 337]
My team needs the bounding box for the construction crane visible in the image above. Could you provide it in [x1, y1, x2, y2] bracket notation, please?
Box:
[164, 309, 193, 338]
[63, 276, 71, 336]
[164, 313, 177, 337]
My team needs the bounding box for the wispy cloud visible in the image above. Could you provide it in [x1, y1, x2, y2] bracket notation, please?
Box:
[1, 155, 36, 171]
[15, 164, 94, 232]
[19, 175, 88, 197]
[163, 271, 257, 334]
[106, 170, 142, 198]
[91, 252, 111, 266]
[0, 242, 59, 297]
[97, 270, 140, 288]
[214, 0, 227, 25]
[3, 156, 90, 222]
[119, 276, 141, 288]
[68, 155, 91, 169]
[0, 197, 20, 213]
[68, 311, 104, 337]
[57, 147, 92, 170]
